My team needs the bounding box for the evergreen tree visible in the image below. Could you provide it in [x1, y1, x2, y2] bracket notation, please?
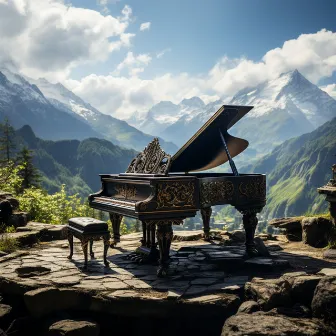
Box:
[16, 146, 41, 191]
[0, 117, 16, 164]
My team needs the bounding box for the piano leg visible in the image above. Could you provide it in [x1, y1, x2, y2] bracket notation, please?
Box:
[67, 231, 74, 260]
[89, 239, 94, 258]
[156, 221, 174, 277]
[201, 207, 212, 241]
[237, 208, 262, 257]
[141, 221, 147, 246]
[109, 213, 123, 246]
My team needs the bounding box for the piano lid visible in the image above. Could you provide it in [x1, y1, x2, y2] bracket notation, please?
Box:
[169, 105, 253, 173]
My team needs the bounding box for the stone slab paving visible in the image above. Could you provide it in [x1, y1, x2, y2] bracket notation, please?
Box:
[0, 232, 336, 305]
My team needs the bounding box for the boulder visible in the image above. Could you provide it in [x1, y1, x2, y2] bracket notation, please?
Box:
[268, 303, 311, 318]
[268, 217, 302, 231]
[254, 237, 270, 257]
[230, 230, 245, 242]
[0, 303, 12, 329]
[312, 276, 336, 325]
[301, 217, 333, 247]
[281, 271, 308, 284]
[8, 212, 29, 228]
[16, 222, 67, 241]
[245, 278, 292, 310]
[323, 249, 336, 260]
[221, 312, 329, 336]
[268, 217, 303, 241]
[48, 320, 100, 336]
[24, 287, 90, 318]
[237, 300, 260, 314]
[291, 275, 322, 306]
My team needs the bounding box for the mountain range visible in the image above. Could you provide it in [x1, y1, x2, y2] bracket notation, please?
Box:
[129, 70, 336, 159]
[246, 116, 336, 218]
[0, 66, 177, 153]
[15, 125, 136, 197]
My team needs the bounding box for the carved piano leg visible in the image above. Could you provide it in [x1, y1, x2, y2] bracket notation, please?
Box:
[67, 231, 74, 260]
[237, 208, 262, 258]
[89, 239, 94, 258]
[141, 221, 147, 246]
[150, 223, 156, 254]
[201, 207, 212, 241]
[146, 222, 151, 248]
[156, 222, 174, 277]
[109, 213, 123, 247]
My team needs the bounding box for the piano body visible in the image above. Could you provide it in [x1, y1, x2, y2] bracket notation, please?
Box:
[89, 105, 266, 276]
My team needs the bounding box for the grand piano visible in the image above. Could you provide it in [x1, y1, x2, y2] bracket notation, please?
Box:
[89, 105, 266, 276]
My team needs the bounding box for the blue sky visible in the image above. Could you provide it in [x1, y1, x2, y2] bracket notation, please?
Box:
[1, 0, 336, 118]
[70, 0, 336, 83]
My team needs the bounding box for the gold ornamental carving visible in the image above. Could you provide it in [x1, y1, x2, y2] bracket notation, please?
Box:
[156, 182, 195, 209]
[115, 184, 137, 199]
[126, 138, 171, 175]
[200, 181, 234, 205]
[239, 180, 266, 199]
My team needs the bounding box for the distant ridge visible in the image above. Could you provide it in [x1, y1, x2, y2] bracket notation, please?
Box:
[0, 66, 177, 153]
[16, 125, 137, 196]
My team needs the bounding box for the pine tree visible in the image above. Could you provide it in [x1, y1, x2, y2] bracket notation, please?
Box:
[16, 146, 41, 191]
[0, 117, 16, 164]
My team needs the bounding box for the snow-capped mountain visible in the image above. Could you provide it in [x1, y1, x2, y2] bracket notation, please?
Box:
[128, 96, 220, 138]
[0, 67, 177, 153]
[0, 66, 100, 141]
[133, 70, 336, 156]
[229, 69, 336, 152]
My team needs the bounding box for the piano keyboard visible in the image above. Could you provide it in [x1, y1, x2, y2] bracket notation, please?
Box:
[92, 196, 136, 210]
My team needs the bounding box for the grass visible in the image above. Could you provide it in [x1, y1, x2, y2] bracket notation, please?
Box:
[0, 234, 19, 253]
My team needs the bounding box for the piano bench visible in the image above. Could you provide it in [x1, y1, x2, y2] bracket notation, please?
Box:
[67, 217, 111, 270]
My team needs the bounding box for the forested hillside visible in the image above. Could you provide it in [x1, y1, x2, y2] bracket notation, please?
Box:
[246, 117, 336, 218]
[16, 125, 137, 196]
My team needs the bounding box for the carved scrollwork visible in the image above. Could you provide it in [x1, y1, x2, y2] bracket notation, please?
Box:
[126, 138, 171, 175]
[156, 182, 195, 209]
[115, 184, 137, 199]
[200, 181, 234, 206]
[239, 180, 266, 199]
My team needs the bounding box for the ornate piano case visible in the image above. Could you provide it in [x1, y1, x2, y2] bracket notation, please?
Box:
[89, 105, 266, 276]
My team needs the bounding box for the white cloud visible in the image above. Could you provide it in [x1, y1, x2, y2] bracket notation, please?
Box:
[97, 0, 121, 14]
[67, 29, 336, 119]
[320, 84, 336, 99]
[112, 52, 152, 76]
[156, 48, 171, 58]
[140, 22, 151, 31]
[1, 3, 335, 124]
[0, 0, 134, 81]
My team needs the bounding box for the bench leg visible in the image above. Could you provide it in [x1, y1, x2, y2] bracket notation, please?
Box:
[67, 232, 74, 260]
[89, 239, 94, 258]
[103, 234, 110, 267]
[81, 239, 89, 270]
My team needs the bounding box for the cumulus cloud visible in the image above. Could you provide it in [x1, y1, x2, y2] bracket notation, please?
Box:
[0, 0, 134, 81]
[140, 22, 151, 31]
[66, 29, 336, 119]
[320, 84, 336, 99]
[210, 29, 336, 95]
[1, 3, 335, 123]
[112, 52, 152, 76]
[97, 0, 121, 14]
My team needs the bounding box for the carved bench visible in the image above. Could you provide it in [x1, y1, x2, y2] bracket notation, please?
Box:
[67, 217, 110, 270]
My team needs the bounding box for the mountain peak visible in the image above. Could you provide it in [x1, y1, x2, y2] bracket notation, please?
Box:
[179, 96, 205, 108]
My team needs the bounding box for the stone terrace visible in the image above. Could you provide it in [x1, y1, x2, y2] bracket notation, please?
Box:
[1, 230, 336, 335]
